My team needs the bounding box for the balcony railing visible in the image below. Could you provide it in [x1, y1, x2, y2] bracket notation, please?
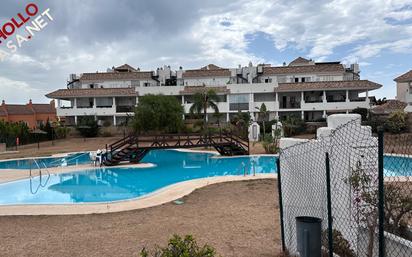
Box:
[279, 102, 301, 109]
[116, 106, 134, 113]
[229, 103, 249, 111]
[304, 99, 323, 103]
[349, 98, 366, 102]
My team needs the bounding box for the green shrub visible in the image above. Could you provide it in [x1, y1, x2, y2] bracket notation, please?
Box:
[351, 107, 368, 121]
[322, 229, 355, 257]
[55, 126, 70, 139]
[0, 120, 32, 146]
[384, 110, 408, 134]
[282, 116, 305, 137]
[140, 235, 218, 257]
[366, 114, 383, 133]
[76, 116, 99, 137]
[102, 120, 112, 127]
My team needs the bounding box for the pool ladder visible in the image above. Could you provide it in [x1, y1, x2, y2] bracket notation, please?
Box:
[29, 159, 51, 194]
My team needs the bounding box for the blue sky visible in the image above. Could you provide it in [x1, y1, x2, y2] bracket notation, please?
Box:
[1, 0, 412, 103]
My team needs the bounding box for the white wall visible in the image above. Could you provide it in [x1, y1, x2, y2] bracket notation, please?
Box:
[396, 82, 410, 102]
[183, 77, 230, 86]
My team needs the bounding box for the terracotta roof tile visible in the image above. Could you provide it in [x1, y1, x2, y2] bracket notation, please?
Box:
[31, 104, 55, 113]
[114, 64, 136, 71]
[371, 100, 407, 115]
[275, 80, 382, 92]
[179, 86, 230, 95]
[80, 71, 153, 81]
[183, 66, 231, 78]
[289, 57, 311, 66]
[4, 105, 34, 115]
[46, 88, 137, 98]
[200, 64, 223, 70]
[263, 63, 345, 75]
[394, 70, 412, 82]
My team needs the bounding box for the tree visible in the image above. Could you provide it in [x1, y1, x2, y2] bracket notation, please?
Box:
[256, 103, 269, 139]
[384, 183, 412, 239]
[282, 115, 305, 137]
[229, 111, 251, 139]
[376, 97, 387, 105]
[351, 107, 368, 121]
[213, 111, 224, 129]
[76, 116, 99, 137]
[133, 94, 184, 133]
[189, 89, 219, 133]
[344, 161, 378, 257]
[384, 110, 408, 134]
[262, 127, 281, 154]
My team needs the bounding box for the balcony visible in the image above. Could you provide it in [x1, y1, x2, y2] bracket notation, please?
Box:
[116, 106, 134, 113]
[229, 103, 249, 111]
[279, 102, 301, 109]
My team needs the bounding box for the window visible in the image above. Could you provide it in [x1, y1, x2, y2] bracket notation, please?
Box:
[264, 78, 272, 83]
[229, 94, 249, 111]
[301, 77, 305, 82]
[294, 77, 299, 83]
[143, 82, 150, 87]
[96, 97, 113, 108]
[89, 84, 94, 89]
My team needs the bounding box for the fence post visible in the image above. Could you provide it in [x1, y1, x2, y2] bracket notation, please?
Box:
[325, 152, 334, 257]
[378, 129, 385, 257]
[276, 158, 286, 252]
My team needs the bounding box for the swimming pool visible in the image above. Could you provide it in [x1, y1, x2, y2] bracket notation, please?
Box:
[0, 152, 91, 170]
[384, 155, 412, 177]
[0, 150, 277, 205]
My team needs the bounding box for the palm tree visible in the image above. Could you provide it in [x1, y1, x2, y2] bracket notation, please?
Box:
[189, 89, 219, 133]
[256, 103, 269, 139]
[213, 111, 224, 129]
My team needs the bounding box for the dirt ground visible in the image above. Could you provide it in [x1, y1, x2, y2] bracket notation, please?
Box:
[0, 179, 281, 257]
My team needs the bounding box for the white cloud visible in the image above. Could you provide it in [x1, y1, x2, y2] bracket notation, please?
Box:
[0, 76, 45, 103]
[1, 0, 412, 103]
[191, 0, 412, 63]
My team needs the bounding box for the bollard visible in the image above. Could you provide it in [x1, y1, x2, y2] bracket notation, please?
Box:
[296, 216, 322, 257]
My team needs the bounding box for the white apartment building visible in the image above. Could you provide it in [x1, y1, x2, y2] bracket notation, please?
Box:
[46, 57, 382, 126]
[395, 70, 412, 112]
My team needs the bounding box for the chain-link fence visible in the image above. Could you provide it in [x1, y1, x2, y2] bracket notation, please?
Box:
[382, 134, 412, 257]
[278, 117, 412, 257]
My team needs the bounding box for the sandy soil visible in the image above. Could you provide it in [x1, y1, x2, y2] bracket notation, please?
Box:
[0, 179, 281, 257]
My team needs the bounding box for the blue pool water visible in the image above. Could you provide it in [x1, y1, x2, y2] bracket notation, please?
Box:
[384, 155, 412, 177]
[0, 152, 91, 170]
[0, 150, 277, 205]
